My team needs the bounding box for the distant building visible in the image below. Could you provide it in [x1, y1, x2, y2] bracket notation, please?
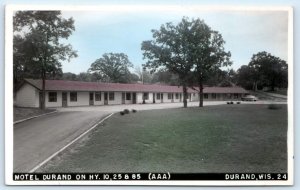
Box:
[15, 79, 248, 108]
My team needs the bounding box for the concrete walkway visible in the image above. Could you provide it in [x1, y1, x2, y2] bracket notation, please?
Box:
[57, 100, 287, 112]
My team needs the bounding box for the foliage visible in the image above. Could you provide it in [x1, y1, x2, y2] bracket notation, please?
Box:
[142, 17, 231, 107]
[188, 18, 232, 107]
[89, 53, 134, 83]
[236, 52, 288, 91]
[151, 69, 179, 85]
[249, 51, 288, 91]
[13, 11, 78, 108]
[123, 109, 130, 114]
[236, 65, 258, 90]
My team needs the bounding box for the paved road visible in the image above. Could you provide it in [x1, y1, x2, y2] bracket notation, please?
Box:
[14, 111, 110, 172]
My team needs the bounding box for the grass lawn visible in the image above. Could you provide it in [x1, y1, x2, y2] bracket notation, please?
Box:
[14, 107, 56, 121]
[38, 104, 287, 173]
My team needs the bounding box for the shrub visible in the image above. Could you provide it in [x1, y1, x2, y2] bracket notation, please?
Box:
[120, 111, 125, 115]
[132, 109, 137, 113]
[237, 102, 241, 104]
[227, 102, 230, 104]
[268, 104, 281, 110]
[230, 101, 234, 104]
[123, 109, 130, 114]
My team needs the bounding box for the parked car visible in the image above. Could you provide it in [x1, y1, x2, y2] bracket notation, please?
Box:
[241, 95, 258, 101]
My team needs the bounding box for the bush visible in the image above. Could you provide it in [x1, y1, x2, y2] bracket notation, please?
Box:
[227, 102, 230, 104]
[230, 101, 234, 104]
[268, 104, 281, 110]
[123, 109, 130, 114]
[132, 109, 137, 113]
[120, 111, 125, 115]
[236, 102, 241, 104]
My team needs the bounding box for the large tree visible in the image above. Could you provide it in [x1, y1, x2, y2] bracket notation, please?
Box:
[141, 17, 231, 107]
[249, 51, 288, 91]
[141, 17, 196, 108]
[14, 11, 78, 109]
[89, 53, 133, 83]
[188, 18, 232, 107]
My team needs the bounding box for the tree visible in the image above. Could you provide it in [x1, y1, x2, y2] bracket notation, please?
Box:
[141, 18, 197, 108]
[14, 11, 78, 109]
[142, 17, 231, 107]
[188, 18, 232, 107]
[89, 53, 133, 83]
[249, 51, 288, 91]
[77, 72, 92, 82]
[151, 69, 179, 85]
[61, 72, 78, 81]
[134, 66, 153, 84]
[236, 65, 257, 90]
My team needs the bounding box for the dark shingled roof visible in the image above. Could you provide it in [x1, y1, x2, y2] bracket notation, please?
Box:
[24, 79, 248, 94]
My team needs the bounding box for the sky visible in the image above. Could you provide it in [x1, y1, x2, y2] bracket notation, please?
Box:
[60, 6, 289, 74]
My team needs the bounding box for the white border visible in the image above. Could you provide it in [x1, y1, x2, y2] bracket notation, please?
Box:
[5, 4, 294, 186]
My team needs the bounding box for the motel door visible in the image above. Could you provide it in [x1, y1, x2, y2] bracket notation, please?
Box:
[104, 92, 108, 105]
[89, 92, 94, 105]
[132, 93, 136, 104]
[62, 92, 68, 107]
[161, 93, 163, 103]
[122, 93, 125, 104]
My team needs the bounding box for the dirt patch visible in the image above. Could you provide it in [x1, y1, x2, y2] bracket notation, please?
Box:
[14, 107, 56, 121]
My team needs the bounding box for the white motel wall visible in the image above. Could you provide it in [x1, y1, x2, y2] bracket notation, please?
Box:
[15, 84, 193, 108]
[15, 80, 247, 108]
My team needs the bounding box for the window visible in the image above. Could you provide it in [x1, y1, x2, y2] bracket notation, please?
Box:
[156, 93, 160, 100]
[70, 92, 77, 102]
[126, 93, 131, 100]
[143, 93, 149, 100]
[204, 94, 208, 99]
[175, 93, 179, 99]
[95, 92, 101, 101]
[212, 93, 217, 99]
[168, 93, 172, 99]
[109, 92, 114, 101]
[193, 93, 195, 97]
[234, 93, 238, 99]
[48, 92, 57, 102]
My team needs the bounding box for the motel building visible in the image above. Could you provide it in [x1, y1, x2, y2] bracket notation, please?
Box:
[15, 79, 248, 108]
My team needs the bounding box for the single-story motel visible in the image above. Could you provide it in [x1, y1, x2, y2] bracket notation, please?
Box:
[15, 79, 248, 108]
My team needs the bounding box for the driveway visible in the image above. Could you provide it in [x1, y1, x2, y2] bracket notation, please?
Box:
[14, 110, 110, 172]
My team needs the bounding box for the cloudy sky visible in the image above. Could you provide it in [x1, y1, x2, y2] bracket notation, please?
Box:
[60, 6, 289, 74]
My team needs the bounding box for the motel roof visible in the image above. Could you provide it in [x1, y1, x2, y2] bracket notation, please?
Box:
[24, 79, 248, 94]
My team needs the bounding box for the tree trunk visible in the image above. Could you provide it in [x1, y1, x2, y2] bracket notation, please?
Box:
[41, 70, 46, 110]
[253, 81, 258, 91]
[182, 84, 187, 108]
[199, 80, 204, 107]
[271, 78, 275, 91]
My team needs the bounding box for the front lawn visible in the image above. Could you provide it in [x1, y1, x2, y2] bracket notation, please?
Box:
[14, 107, 56, 122]
[39, 104, 287, 173]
